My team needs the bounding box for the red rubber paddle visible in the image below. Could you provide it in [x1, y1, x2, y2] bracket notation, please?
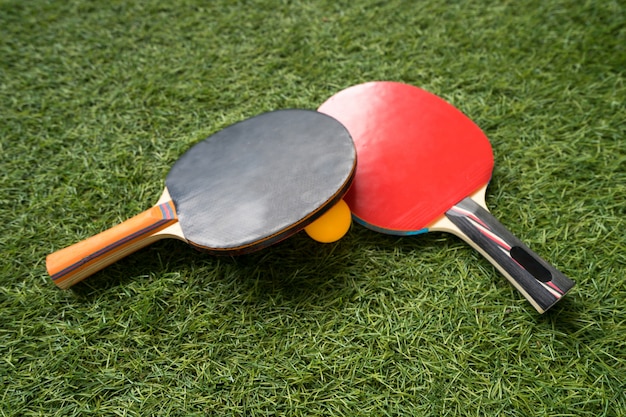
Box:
[319, 81, 574, 313]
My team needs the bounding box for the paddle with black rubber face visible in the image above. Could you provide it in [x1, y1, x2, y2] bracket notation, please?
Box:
[47, 109, 356, 289]
[319, 81, 574, 313]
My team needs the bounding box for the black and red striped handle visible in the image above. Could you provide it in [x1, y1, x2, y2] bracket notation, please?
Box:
[445, 197, 575, 313]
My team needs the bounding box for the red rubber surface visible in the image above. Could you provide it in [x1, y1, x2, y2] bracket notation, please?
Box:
[319, 82, 493, 233]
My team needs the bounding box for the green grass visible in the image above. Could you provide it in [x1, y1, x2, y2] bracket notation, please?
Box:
[1, 0, 625, 415]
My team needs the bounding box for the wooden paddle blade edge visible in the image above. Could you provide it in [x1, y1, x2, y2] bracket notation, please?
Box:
[351, 215, 429, 236]
[187, 168, 357, 256]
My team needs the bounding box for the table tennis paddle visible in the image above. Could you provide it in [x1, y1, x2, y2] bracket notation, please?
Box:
[47, 109, 356, 289]
[318, 81, 574, 313]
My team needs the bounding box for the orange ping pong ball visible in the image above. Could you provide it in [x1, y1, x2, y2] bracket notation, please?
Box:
[305, 199, 352, 243]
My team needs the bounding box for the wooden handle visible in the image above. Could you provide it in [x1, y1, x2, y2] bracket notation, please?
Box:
[47, 201, 178, 289]
[444, 197, 575, 313]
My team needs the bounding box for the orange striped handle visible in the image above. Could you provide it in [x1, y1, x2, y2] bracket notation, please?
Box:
[47, 201, 178, 289]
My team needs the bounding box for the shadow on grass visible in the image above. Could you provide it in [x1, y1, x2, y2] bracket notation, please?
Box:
[66, 221, 583, 334]
[65, 223, 438, 305]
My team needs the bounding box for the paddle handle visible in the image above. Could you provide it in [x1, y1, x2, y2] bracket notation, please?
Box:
[445, 197, 575, 313]
[47, 201, 178, 290]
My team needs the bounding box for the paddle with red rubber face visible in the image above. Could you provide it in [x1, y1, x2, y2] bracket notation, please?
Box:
[47, 109, 356, 289]
[319, 81, 574, 313]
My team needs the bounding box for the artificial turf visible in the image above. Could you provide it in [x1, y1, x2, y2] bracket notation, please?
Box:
[1, 0, 625, 415]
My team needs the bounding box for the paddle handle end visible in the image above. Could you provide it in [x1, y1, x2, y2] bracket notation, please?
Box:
[47, 201, 178, 289]
[444, 197, 575, 313]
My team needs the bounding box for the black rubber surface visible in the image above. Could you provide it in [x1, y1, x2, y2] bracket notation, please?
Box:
[165, 109, 356, 253]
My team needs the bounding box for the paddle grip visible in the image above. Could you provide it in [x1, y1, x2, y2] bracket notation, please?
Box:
[46, 201, 177, 290]
[445, 197, 575, 313]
